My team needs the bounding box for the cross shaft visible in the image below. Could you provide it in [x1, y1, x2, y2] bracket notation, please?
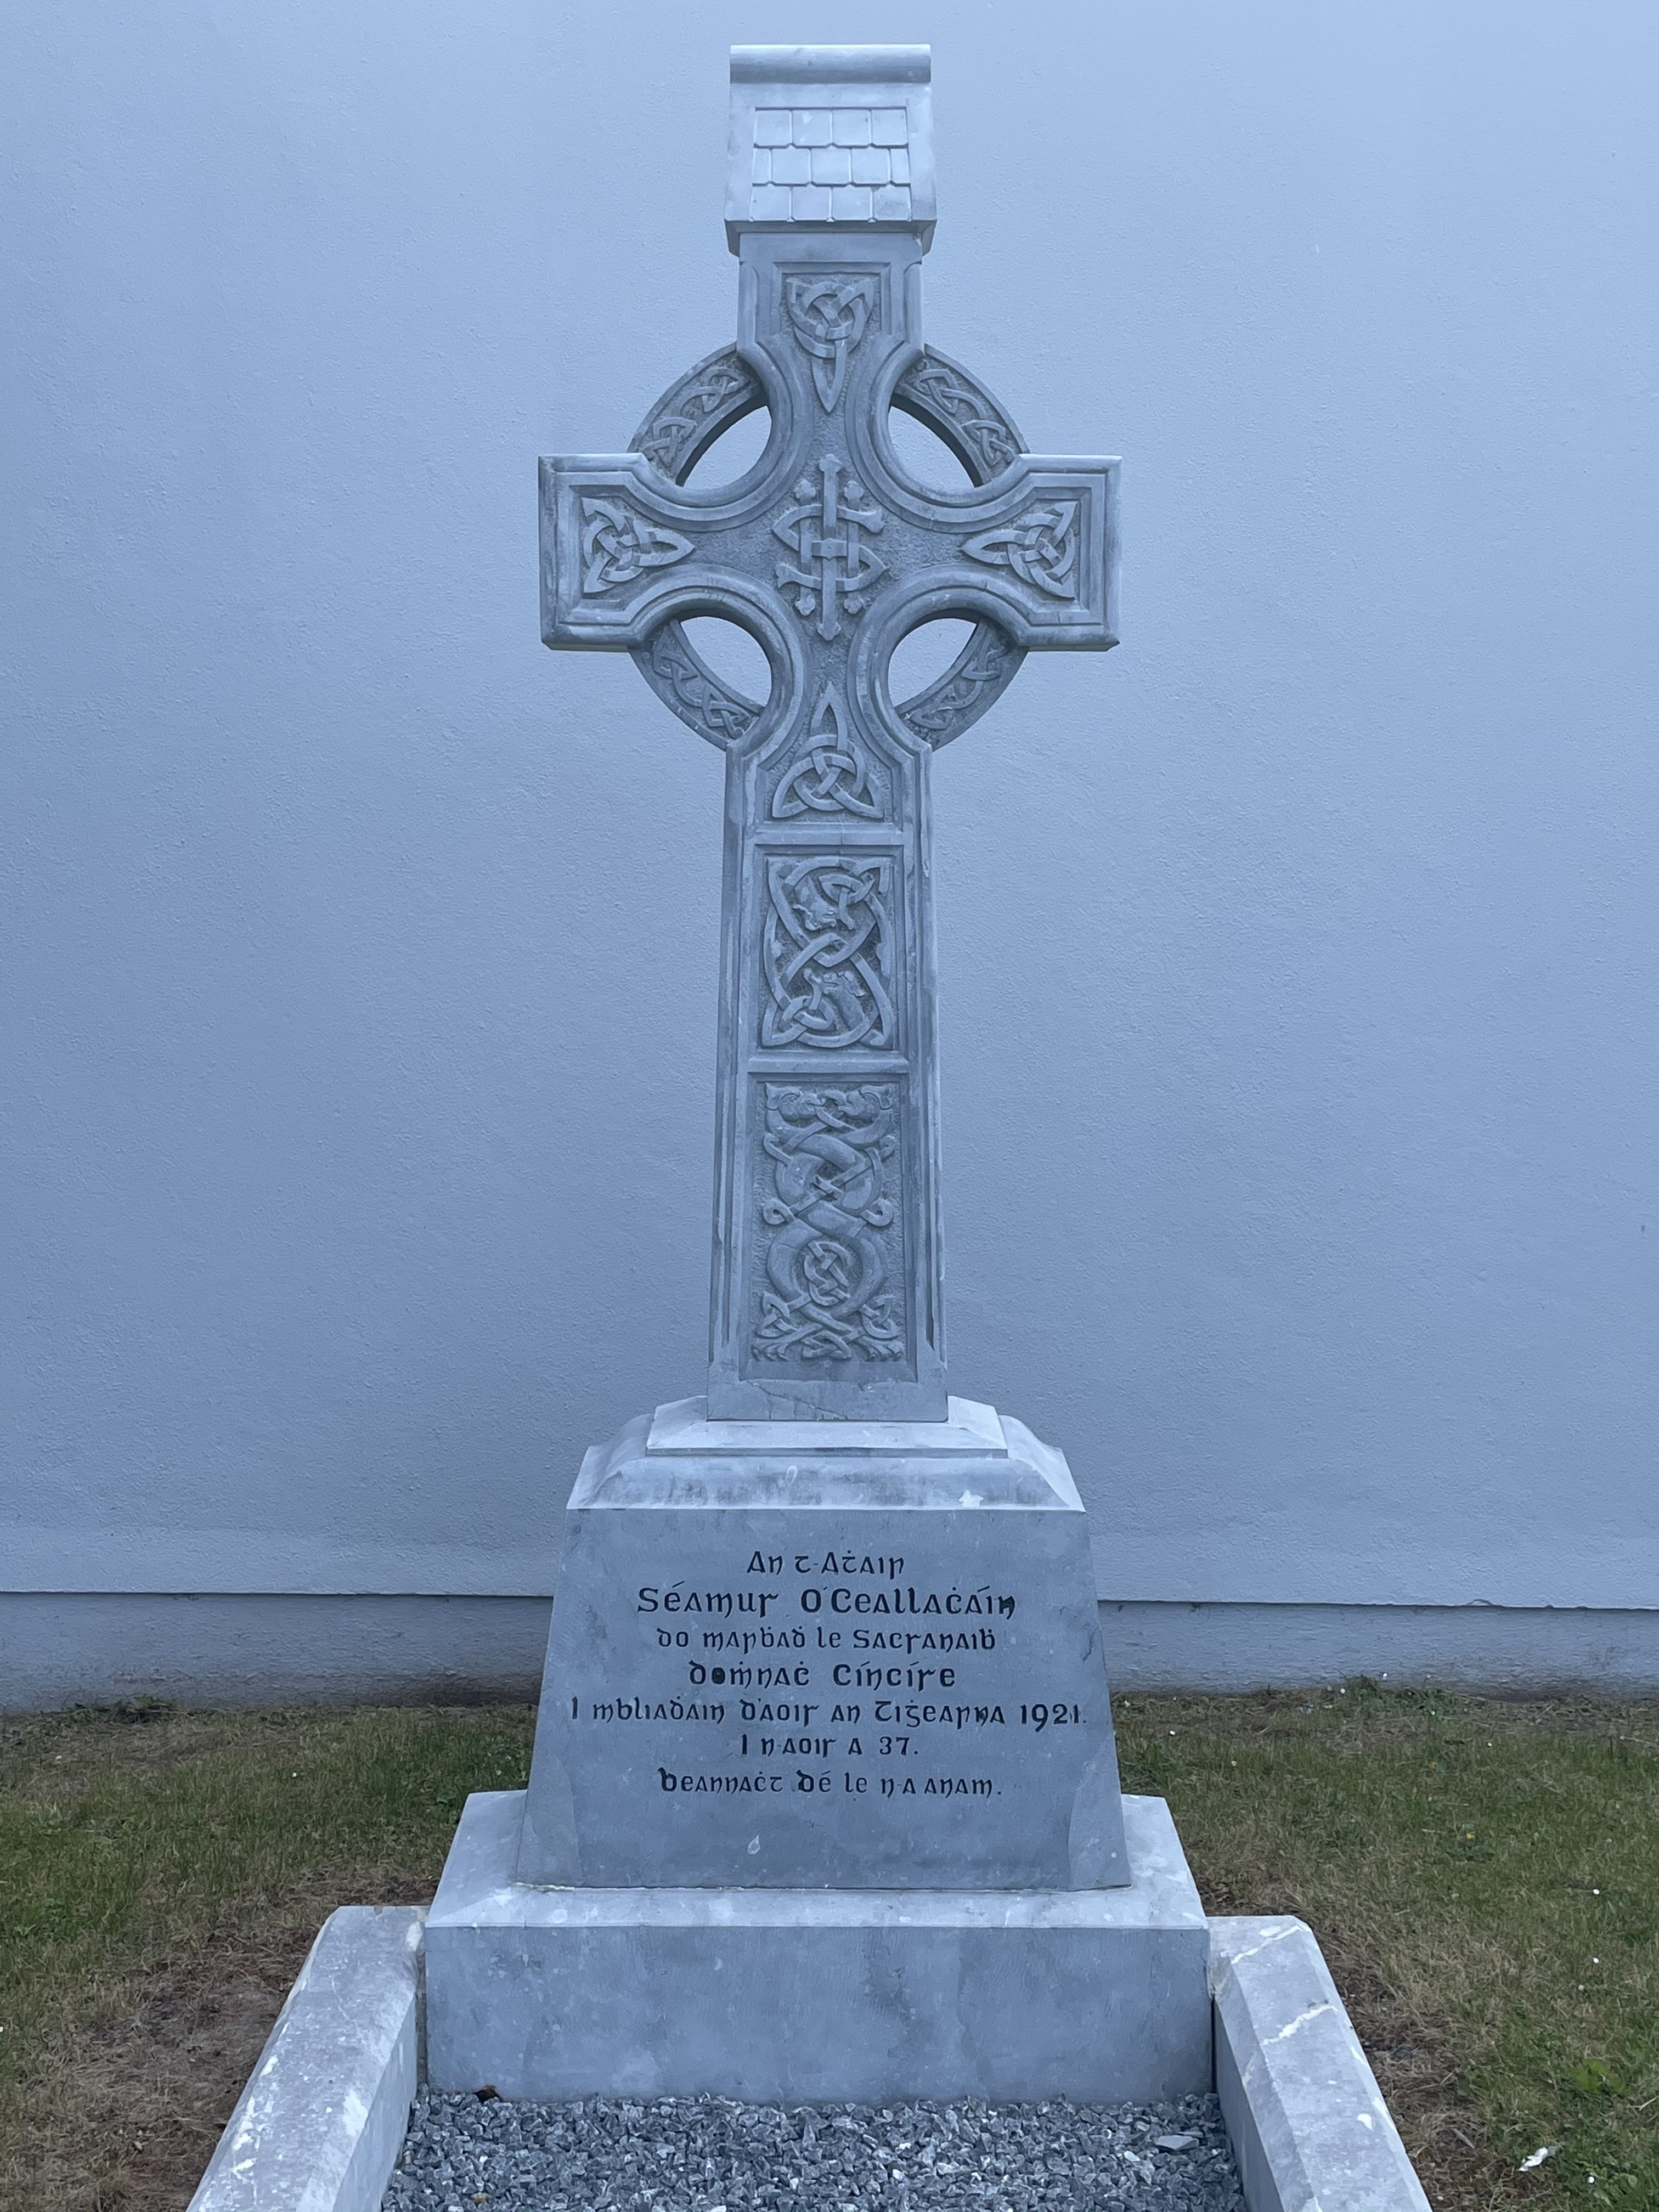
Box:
[540, 54, 1118, 1420]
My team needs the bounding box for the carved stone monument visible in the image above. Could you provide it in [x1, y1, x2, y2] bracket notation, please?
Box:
[422, 46, 1213, 2105]
[543, 49, 1116, 1426]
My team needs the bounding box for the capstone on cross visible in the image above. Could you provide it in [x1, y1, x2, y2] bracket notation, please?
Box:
[541, 45, 1120, 1421]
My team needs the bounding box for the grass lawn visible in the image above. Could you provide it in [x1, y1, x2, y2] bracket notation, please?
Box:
[1, 1688, 1654, 2211]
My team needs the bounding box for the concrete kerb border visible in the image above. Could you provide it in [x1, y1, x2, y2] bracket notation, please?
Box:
[1211, 1916, 1432, 2212]
[185, 1905, 426, 2212]
[188, 1905, 1430, 2212]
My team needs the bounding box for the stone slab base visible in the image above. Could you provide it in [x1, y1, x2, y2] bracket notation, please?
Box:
[424, 1790, 1211, 2103]
[185, 1905, 424, 2212]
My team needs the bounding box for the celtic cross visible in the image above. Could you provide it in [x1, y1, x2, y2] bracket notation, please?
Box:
[541, 46, 1119, 1421]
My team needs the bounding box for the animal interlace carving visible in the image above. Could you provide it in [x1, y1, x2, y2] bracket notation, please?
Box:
[754, 1085, 903, 1365]
[761, 853, 895, 1051]
[539, 50, 1119, 1416]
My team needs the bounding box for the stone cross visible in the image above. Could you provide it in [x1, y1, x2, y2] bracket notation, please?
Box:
[541, 45, 1119, 1421]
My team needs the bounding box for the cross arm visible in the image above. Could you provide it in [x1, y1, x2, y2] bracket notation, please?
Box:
[540, 454, 769, 651]
[870, 451, 1121, 653]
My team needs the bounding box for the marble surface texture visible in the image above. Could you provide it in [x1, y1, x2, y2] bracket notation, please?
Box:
[515, 1399, 1128, 1891]
[427, 1790, 1210, 2104]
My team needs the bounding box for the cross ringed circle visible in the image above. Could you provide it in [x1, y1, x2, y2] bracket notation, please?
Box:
[628, 346, 1027, 750]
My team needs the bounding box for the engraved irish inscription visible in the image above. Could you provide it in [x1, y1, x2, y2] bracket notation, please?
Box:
[530, 1491, 1122, 1889]
[518, 46, 1134, 1902]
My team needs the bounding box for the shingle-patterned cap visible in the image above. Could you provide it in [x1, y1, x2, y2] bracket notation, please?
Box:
[726, 46, 936, 254]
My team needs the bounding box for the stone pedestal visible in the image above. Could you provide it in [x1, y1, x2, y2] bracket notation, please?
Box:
[515, 1397, 1128, 1890]
[425, 1791, 1212, 2104]
[419, 1398, 1215, 2103]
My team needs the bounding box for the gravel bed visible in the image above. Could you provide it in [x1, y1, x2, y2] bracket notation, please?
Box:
[384, 2090, 1244, 2212]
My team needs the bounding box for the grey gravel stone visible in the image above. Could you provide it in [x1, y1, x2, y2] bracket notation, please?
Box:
[383, 2091, 1244, 2212]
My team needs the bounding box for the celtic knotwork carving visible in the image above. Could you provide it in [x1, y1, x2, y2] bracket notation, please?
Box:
[631, 350, 764, 481]
[772, 684, 882, 819]
[534, 67, 1125, 1421]
[761, 854, 894, 1052]
[962, 500, 1080, 600]
[900, 628, 1016, 743]
[772, 456, 887, 642]
[753, 1086, 904, 1365]
[895, 351, 1023, 479]
[644, 625, 759, 745]
[783, 275, 878, 412]
[580, 498, 694, 595]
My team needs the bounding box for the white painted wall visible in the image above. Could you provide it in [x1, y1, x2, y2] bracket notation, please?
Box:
[5, 2, 1656, 1692]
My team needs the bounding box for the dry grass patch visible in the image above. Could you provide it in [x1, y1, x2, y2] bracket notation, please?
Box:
[0, 1702, 531, 2210]
[1115, 1687, 1659, 2208]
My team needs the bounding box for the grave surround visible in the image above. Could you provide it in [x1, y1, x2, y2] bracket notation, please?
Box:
[183, 1908, 1434, 2212]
